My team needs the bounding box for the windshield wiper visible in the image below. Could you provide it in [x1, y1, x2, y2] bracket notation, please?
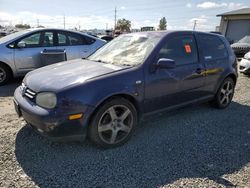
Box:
[120, 63, 133, 67]
[96, 59, 111, 64]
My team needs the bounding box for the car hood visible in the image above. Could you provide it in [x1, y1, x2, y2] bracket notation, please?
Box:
[24, 59, 127, 92]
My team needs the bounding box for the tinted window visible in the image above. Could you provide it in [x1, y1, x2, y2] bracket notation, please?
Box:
[57, 32, 88, 46]
[19, 32, 41, 48]
[42, 32, 54, 47]
[67, 32, 83, 45]
[158, 35, 198, 65]
[58, 33, 67, 46]
[85, 36, 96, 44]
[198, 34, 227, 60]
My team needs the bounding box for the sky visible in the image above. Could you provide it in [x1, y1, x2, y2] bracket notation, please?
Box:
[0, 0, 249, 31]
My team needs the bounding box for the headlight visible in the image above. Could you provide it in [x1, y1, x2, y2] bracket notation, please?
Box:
[36, 92, 57, 109]
[244, 53, 250, 60]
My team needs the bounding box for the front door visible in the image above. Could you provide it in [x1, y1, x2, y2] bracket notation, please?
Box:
[14, 30, 57, 74]
[144, 33, 206, 113]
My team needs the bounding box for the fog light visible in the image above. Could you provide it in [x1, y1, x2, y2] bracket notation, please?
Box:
[69, 113, 83, 120]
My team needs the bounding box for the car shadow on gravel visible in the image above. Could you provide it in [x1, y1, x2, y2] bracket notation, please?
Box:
[15, 102, 250, 188]
[0, 78, 22, 97]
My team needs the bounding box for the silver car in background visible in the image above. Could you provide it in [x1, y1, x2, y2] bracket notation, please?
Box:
[0, 28, 106, 85]
[239, 52, 250, 75]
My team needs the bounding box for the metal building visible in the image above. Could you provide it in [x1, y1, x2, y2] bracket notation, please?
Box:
[217, 8, 250, 43]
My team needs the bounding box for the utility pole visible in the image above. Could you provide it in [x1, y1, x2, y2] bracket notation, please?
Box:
[37, 19, 39, 27]
[193, 20, 197, 31]
[63, 15, 66, 29]
[114, 7, 117, 31]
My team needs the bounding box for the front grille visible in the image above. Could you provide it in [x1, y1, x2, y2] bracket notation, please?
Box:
[21, 83, 37, 100]
[24, 88, 36, 99]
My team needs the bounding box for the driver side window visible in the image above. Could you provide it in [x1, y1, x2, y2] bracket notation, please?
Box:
[158, 35, 198, 66]
[18, 32, 42, 48]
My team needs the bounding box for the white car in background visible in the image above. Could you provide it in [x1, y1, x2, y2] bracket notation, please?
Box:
[0, 28, 106, 85]
[239, 52, 250, 75]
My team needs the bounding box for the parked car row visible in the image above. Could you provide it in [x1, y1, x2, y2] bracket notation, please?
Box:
[231, 35, 250, 58]
[0, 28, 106, 85]
[13, 31, 238, 148]
[228, 35, 250, 75]
[239, 52, 250, 74]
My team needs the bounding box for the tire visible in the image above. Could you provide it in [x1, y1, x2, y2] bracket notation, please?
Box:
[0, 63, 12, 86]
[88, 98, 137, 148]
[211, 77, 235, 109]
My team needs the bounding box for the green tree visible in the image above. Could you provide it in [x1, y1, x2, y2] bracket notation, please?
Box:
[15, 24, 31, 29]
[158, 17, 167, 30]
[116, 18, 131, 32]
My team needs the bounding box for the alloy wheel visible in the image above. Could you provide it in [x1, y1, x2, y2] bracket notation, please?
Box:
[0, 67, 6, 83]
[98, 105, 133, 144]
[219, 81, 234, 106]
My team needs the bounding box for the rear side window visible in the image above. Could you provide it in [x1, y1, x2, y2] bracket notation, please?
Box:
[67, 32, 84, 45]
[197, 34, 227, 60]
[84, 36, 96, 45]
[57, 31, 89, 46]
[42, 32, 54, 47]
[58, 33, 67, 46]
[158, 35, 198, 65]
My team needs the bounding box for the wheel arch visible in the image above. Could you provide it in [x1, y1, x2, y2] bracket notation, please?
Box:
[0, 61, 14, 78]
[225, 73, 237, 84]
[87, 93, 141, 126]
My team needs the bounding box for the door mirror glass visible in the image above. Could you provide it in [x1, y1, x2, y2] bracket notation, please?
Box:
[156, 58, 175, 69]
[17, 41, 26, 48]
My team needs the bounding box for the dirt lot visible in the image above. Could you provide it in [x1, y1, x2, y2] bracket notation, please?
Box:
[0, 75, 250, 188]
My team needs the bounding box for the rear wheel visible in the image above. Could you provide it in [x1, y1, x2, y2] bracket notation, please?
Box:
[88, 98, 137, 148]
[211, 77, 235, 109]
[0, 64, 12, 86]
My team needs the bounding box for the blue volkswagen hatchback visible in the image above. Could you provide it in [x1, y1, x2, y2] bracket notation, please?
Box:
[14, 31, 238, 148]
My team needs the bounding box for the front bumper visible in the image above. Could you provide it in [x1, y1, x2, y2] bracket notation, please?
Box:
[239, 58, 250, 74]
[14, 86, 94, 142]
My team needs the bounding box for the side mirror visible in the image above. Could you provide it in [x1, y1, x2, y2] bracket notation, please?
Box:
[17, 41, 26, 48]
[156, 58, 175, 69]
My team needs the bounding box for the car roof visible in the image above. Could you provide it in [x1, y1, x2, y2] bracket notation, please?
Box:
[27, 28, 84, 34]
[25, 28, 103, 40]
[125, 30, 222, 38]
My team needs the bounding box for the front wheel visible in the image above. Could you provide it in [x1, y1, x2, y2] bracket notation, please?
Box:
[88, 98, 137, 148]
[211, 77, 235, 109]
[0, 64, 11, 86]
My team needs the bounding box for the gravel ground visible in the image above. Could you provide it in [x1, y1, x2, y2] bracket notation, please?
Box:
[0, 75, 250, 188]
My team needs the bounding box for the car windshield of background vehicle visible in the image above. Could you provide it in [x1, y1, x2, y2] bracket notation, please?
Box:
[88, 34, 161, 66]
[0, 30, 30, 44]
[238, 36, 250, 43]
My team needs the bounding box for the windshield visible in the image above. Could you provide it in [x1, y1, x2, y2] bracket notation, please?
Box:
[0, 30, 30, 44]
[88, 34, 161, 66]
[238, 36, 250, 43]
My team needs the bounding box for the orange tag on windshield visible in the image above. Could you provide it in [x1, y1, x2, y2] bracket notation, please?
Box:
[185, 45, 191, 53]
